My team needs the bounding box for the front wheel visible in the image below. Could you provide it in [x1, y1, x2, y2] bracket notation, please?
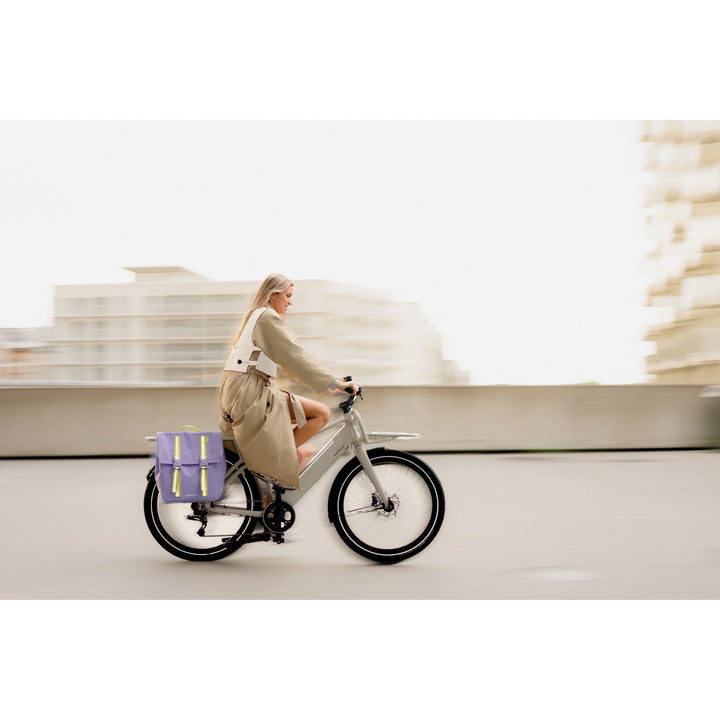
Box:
[327, 448, 445, 564]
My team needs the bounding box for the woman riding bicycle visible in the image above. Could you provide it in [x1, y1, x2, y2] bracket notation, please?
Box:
[219, 274, 358, 492]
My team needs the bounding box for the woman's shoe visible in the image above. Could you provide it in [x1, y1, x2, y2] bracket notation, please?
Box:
[249, 470, 296, 492]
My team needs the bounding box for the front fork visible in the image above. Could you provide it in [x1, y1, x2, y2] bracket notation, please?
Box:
[348, 408, 392, 510]
[353, 443, 391, 510]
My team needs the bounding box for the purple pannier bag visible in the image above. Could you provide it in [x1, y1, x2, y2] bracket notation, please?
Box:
[155, 430, 226, 503]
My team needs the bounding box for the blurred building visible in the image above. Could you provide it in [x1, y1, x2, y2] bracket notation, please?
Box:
[0, 327, 50, 382]
[643, 121, 720, 383]
[44, 266, 468, 387]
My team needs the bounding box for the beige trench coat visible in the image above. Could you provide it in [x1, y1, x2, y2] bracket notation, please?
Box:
[218, 307, 336, 490]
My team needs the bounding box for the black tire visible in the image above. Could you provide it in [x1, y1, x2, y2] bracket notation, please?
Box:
[327, 448, 445, 564]
[143, 450, 262, 562]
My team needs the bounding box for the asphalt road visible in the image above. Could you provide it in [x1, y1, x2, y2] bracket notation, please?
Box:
[2, 450, 720, 599]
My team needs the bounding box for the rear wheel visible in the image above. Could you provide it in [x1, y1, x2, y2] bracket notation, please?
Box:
[144, 450, 262, 561]
[328, 448, 445, 564]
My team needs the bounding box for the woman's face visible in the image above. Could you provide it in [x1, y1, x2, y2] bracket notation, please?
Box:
[270, 287, 293, 316]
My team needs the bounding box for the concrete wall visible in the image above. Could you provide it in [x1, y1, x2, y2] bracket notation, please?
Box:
[1, 385, 719, 457]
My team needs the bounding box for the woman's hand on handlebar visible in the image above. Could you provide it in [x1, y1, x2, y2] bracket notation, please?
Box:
[332, 378, 359, 396]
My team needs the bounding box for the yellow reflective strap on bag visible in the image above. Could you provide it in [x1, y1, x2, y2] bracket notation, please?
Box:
[173, 435, 181, 497]
[200, 436, 208, 496]
[172, 466, 181, 497]
[200, 466, 208, 497]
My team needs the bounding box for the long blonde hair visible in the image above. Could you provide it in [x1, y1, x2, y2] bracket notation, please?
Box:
[232, 273, 293, 345]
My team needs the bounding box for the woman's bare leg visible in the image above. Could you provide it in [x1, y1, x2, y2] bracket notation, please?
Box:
[296, 445, 315, 471]
[286, 394, 331, 469]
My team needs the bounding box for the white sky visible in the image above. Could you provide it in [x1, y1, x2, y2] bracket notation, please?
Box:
[1, 2, 718, 387]
[0, 119, 648, 385]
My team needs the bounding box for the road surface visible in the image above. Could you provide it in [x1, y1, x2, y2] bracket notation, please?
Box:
[2, 450, 719, 599]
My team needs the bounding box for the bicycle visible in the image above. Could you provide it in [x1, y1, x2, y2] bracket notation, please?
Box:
[143, 383, 445, 564]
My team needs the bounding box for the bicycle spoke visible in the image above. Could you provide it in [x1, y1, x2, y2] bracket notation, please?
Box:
[345, 504, 381, 516]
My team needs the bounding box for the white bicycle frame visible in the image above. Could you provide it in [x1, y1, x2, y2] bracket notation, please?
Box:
[217, 403, 419, 514]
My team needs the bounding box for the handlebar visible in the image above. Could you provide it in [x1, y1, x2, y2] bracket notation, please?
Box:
[338, 375, 362, 413]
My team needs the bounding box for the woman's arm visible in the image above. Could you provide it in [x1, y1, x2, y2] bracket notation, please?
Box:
[253, 309, 343, 394]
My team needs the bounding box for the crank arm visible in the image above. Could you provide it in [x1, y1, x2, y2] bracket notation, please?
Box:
[223, 532, 282, 544]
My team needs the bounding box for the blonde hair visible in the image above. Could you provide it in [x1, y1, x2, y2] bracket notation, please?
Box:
[233, 273, 293, 345]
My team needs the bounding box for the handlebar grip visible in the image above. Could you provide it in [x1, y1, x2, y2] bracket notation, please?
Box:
[344, 386, 354, 394]
[344, 376, 352, 382]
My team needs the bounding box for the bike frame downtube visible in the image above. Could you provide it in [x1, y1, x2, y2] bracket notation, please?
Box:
[292, 417, 354, 503]
[217, 418, 354, 515]
[217, 407, 391, 512]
